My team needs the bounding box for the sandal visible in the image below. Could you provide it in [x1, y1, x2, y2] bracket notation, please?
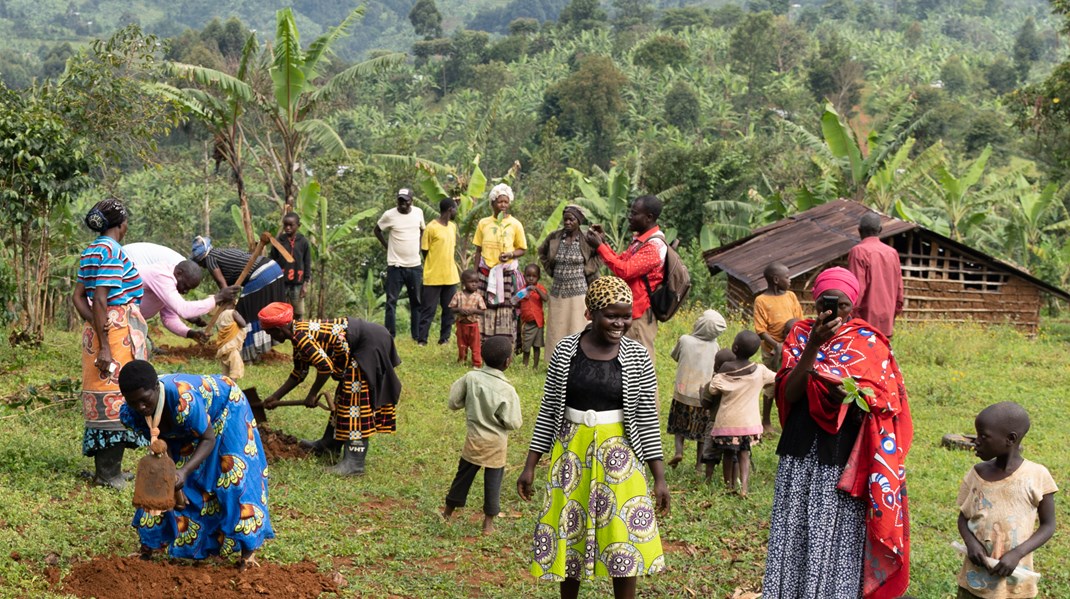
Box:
[238, 553, 261, 571]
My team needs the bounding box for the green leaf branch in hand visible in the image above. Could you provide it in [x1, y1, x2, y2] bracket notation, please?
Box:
[841, 376, 873, 413]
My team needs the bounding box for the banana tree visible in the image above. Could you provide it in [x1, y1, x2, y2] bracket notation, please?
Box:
[1002, 177, 1070, 269]
[923, 145, 995, 242]
[783, 103, 922, 204]
[292, 180, 378, 318]
[566, 164, 634, 250]
[262, 7, 405, 211]
[864, 138, 946, 214]
[152, 33, 260, 248]
[159, 7, 405, 226]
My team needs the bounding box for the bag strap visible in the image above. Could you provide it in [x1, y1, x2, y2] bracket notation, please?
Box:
[144, 381, 166, 444]
[638, 231, 669, 293]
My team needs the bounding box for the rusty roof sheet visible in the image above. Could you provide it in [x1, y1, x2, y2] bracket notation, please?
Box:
[702, 200, 913, 293]
[702, 199, 1070, 301]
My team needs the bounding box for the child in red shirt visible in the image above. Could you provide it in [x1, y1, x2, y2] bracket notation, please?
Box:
[516, 264, 548, 369]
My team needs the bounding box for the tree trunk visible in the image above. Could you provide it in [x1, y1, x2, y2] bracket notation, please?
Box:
[317, 256, 328, 319]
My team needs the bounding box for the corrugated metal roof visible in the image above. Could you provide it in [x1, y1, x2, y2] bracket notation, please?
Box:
[702, 200, 914, 293]
[701, 199, 1070, 301]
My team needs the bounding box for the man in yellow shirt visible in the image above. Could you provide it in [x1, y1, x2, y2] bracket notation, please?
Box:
[418, 198, 461, 346]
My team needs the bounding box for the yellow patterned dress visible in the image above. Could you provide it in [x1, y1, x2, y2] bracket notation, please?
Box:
[291, 319, 397, 441]
[120, 375, 273, 558]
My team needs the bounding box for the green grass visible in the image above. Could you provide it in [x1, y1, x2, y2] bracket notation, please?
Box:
[1, 311, 1068, 598]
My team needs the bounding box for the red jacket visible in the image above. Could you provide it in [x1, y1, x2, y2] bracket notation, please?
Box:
[597, 226, 666, 319]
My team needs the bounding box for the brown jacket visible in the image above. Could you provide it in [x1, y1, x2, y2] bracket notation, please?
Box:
[537, 229, 601, 287]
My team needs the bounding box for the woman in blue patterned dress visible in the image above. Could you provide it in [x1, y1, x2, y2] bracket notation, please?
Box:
[118, 360, 273, 569]
[518, 276, 668, 599]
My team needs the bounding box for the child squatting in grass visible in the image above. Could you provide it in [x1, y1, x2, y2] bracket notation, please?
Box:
[957, 401, 1058, 599]
[442, 336, 523, 535]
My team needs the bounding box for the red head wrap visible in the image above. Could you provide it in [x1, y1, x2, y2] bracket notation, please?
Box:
[258, 302, 294, 329]
[812, 266, 860, 304]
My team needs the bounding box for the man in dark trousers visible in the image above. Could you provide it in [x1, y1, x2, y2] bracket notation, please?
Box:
[375, 188, 425, 340]
[847, 212, 904, 338]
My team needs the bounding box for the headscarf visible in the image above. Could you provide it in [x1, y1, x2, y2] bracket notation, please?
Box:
[257, 302, 294, 329]
[585, 275, 632, 312]
[84, 199, 127, 233]
[812, 266, 860, 304]
[562, 204, 586, 225]
[691, 309, 727, 342]
[190, 236, 212, 262]
[488, 183, 514, 204]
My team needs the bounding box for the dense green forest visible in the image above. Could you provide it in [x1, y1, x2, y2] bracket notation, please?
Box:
[4, 0, 1070, 342]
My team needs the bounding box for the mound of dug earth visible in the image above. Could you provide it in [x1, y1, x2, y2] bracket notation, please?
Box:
[62, 556, 339, 598]
[259, 425, 310, 462]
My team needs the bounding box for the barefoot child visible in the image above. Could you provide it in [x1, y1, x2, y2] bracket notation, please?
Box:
[700, 347, 739, 480]
[214, 307, 247, 379]
[704, 331, 773, 494]
[957, 402, 1057, 599]
[667, 309, 727, 474]
[516, 264, 548, 369]
[449, 269, 487, 367]
[753, 262, 802, 433]
[442, 336, 523, 534]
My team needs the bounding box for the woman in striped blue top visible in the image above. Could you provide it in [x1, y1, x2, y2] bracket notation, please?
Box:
[71, 198, 148, 490]
[518, 276, 669, 599]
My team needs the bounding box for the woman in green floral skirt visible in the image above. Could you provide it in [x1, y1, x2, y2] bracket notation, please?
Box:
[518, 275, 669, 599]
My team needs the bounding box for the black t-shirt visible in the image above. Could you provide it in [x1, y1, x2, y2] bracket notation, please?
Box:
[564, 344, 624, 412]
[271, 232, 312, 286]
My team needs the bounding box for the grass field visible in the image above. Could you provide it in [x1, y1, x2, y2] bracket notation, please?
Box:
[0, 311, 1068, 598]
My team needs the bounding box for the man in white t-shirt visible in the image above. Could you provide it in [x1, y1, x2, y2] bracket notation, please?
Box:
[375, 188, 425, 340]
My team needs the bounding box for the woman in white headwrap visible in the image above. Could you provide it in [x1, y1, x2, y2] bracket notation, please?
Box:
[472, 183, 527, 343]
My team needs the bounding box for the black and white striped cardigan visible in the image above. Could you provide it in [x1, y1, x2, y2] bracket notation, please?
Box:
[528, 332, 664, 464]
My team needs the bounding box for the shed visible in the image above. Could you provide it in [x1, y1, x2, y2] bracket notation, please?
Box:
[701, 200, 1070, 332]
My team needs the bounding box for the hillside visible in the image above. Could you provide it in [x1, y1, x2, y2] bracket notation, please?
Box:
[0, 0, 511, 59]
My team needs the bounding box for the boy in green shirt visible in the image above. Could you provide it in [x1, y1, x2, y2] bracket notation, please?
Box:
[442, 336, 523, 534]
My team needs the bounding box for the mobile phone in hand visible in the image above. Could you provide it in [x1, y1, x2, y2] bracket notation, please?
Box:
[818, 294, 840, 324]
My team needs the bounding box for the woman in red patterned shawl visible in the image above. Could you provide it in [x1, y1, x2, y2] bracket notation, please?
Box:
[762, 267, 912, 599]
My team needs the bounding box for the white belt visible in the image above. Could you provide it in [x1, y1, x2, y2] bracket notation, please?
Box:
[565, 408, 624, 427]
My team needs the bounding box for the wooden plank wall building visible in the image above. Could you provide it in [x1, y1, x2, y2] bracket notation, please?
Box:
[705, 200, 1069, 333]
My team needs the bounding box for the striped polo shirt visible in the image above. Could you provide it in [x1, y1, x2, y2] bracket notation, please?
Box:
[77, 236, 144, 306]
[202, 248, 269, 286]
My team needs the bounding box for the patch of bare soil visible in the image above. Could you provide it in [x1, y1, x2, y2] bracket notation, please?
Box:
[258, 425, 309, 462]
[61, 556, 340, 599]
